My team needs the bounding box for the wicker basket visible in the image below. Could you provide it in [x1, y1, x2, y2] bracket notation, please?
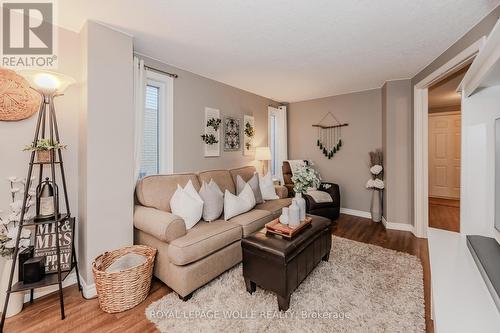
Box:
[92, 245, 156, 313]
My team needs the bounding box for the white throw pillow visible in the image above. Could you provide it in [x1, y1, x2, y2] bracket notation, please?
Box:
[170, 180, 204, 229]
[236, 174, 263, 204]
[224, 183, 256, 220]
[199, 180, 224, 222]
[259, 172, 279, 200]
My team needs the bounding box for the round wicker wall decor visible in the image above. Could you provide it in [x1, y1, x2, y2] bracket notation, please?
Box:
[0, 68, 41, 121]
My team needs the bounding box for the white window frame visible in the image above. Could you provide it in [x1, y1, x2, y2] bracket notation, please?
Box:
[145, 69, 174, 174]
[268, 108, 279, 179]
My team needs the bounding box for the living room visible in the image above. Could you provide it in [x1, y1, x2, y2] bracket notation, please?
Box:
[1, 1, 500, 332]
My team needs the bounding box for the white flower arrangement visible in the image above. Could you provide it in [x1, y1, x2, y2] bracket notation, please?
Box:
[370, 164, 383, 176]
[0, 177, 34, 258]
[291, 164, 321, 194]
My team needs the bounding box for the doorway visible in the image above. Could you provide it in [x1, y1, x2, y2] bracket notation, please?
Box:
[427, 67, 468, 232]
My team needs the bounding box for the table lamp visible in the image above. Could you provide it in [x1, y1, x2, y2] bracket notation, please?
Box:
[255, 146, 271, 175]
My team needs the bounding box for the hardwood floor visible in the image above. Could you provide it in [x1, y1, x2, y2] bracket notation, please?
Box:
[5, 214, 433, 333]
[429, 197, 460, 232]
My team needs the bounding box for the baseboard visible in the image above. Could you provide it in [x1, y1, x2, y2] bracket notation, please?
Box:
[340, 208, 371, 219]
[382, 217, 416, 235]
[23, 272, 77, 303]
[22, 272, 96, 303]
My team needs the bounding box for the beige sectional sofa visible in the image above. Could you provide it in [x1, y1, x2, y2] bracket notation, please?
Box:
[133, 166, 291, 299]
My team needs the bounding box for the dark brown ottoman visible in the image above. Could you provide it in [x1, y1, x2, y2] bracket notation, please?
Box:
[241, 215, 332, 311]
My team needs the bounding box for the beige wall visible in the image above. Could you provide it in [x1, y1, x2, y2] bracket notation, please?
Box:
[288, 89, 382, 212]
[79, 21, 135, 284]
[137, 56, 280, 173]
[382, 80, 412, 225]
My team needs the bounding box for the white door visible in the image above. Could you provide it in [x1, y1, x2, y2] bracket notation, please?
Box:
[428, 112, 461, 199]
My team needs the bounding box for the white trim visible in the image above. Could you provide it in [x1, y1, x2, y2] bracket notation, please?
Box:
[146, 69, 174, 174]
[382, 217, 416, 234]
[23, 272, 77, 303]
[428, 111, 461, 117]
[413, 37, 485, 239]
[340, 208, 371, 219]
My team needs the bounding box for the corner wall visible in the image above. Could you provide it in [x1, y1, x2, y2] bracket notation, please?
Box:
[79, 21, 134, 284]
[288, 89, 382, 212]
[381, 80, 412, 225]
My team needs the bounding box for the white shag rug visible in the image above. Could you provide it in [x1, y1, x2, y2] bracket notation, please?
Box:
[146, 236, 425, 333]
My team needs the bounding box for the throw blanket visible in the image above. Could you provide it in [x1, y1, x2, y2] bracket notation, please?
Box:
[286, 160, 306, 176]
[306, 189, 333, 203]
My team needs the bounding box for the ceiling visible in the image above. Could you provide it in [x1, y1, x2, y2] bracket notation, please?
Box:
[429, 66, 469, 110]
[58, 0, 500, 102]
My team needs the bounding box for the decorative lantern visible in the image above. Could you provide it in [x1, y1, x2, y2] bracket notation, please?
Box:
[34, 177, 58, 222]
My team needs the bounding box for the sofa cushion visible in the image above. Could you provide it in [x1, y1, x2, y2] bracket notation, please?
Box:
[256, 198, 293, 217]
[228, 209, 273, 237]
[168, 220, 242, 266]
[229, 166, 257, 184]
[136, 174, 200, 212]
[198, 170, 236, 194]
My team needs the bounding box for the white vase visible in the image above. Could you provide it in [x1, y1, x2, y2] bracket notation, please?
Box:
[288, 202, 300, 227]
[293, 192, 306, 221]
[279, 207, 289, 225]
[370, 189, 382, 222]
[0, 257, 24, 318]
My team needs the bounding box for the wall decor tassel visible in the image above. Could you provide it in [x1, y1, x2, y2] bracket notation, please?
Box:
[312, 111, 348, 160]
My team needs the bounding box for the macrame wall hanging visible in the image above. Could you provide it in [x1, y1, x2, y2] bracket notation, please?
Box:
[312, 112, 349, 159]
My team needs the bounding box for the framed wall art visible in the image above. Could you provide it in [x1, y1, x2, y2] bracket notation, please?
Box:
[223, 116, 240, 151]
[202, 107, 221, 157]
[243, 115, 255, 156]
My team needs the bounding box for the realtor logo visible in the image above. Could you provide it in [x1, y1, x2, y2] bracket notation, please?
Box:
[1, 0, 57, 68]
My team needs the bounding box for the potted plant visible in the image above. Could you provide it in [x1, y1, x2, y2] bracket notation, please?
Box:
[0, 177, 34, 317]
[291, 164, 321, 221]
[23, 139, 66, 163]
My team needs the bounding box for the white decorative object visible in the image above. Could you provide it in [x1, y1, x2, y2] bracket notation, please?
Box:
[293, 192, 306, 221]
[370, 190, 382, 223]
[0, 257, 23, 317]
[243, 115, 255, 156]
[199, 180, 224, 222]
[203, 107, 221, 157]
[236, 174, 263, 204]
[280, 207, 289, 225]
[370, 164, 383, 175]
[170, 180, 204, 229]
[288, 201, 300, 227]
[223, 184, 256, 220]
[259, 172, 279, 200]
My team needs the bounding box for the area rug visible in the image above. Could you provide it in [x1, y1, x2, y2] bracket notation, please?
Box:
[146, 236, 425, 332]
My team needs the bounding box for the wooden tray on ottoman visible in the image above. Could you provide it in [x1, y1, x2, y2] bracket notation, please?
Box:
[265, 216, 312, 239]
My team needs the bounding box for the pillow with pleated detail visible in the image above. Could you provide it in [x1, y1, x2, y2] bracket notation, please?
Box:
[199, 179, 224, 222]
[236, 173, 263, 204]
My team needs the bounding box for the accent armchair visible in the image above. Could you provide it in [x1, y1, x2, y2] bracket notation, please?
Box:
[282, 161, 340, 221]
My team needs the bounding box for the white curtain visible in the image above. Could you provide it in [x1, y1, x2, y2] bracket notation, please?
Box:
[133, 57, 146, 180]
[268, 105, 288, 184]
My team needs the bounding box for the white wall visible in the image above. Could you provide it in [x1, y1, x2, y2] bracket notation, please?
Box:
[78, 21, 134, 284]
[461, 86, 500, 242]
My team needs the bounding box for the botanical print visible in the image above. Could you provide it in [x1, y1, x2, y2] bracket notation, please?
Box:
[203, 107, 221, 157]
[243, 115, 255, 156]
[224, 116, 240, 151]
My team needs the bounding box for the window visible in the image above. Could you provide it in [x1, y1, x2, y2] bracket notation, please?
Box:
[139, 70, 174, 178]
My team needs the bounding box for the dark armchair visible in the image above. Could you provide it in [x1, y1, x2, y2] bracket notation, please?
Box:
[282, 161, 340, 221]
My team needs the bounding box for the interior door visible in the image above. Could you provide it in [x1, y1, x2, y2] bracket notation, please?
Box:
[428, 112, 461, 199]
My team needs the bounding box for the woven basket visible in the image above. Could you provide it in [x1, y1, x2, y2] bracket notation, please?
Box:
[92, 245, 156, 313]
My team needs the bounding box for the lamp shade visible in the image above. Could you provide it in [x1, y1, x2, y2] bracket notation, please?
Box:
[255, 147, 272, 161]
[18, 69, 75, 95]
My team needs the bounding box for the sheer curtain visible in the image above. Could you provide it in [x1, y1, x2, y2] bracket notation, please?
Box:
[133, 56, 146, 180]
[268, 105, 288, 184]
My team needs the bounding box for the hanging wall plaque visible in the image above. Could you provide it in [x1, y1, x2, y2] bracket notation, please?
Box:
[312, 112, 348, 159]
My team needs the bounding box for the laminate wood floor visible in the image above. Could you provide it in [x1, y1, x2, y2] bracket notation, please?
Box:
[429, 197, 460, 232]
[4, 214, 433, 333]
